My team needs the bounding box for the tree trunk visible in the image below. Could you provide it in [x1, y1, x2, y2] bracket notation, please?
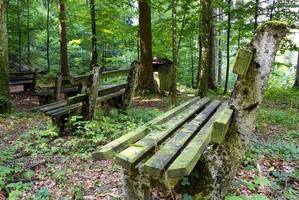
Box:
[46, 0, 50, 72]
[198, 0, 216, 96]
[294, 52, 299, 88]
[17, 0, 22, 71]
[254, 0, 259, 29]
[138, 0, 156, 92]
[191, 34, 195, 88]
[0, 0, 11, 113]
[89, 0, 97, 68]
[170, 0, 177, 99]
[223, 0, 231, 94]
[178, 21, 288, 199]
[27, 0, 30, 64]
[58, 0, 69, 77]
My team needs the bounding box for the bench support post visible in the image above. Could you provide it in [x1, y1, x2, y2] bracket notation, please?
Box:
[121, 61, 140, 110]
[122, 169, 151, 200]
[174, 22, 289, 199]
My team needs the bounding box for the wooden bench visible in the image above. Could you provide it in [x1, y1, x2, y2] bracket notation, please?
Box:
[32, 62, 140, 132]
[90, 22, 288, 199]
[9, 70, 37, 93]
[92, 97, 233, 176]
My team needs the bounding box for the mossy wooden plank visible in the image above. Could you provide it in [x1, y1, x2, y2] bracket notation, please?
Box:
[45, 103, 81, 116]
[50, 103, 82, 117]
[92, 97, 202, 161]
[101, 69, 130, 79]
[67, 94, 88, 105]
[98, 83, 127, 96]
[142, 100, 221, 176]
[31, 100, 67, 112]
[211, 107, 234, 144]
[166, 102, 229, 178]
[232, 48, 253, 76]
[115, 97, 210, 169]
[97, 90, 125, 102]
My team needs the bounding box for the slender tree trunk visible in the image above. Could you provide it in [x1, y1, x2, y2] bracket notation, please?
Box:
[177, 0, 189, 53]
[17, 0, 22, 71]
[191, 34, 194, 88]
[254, 0, 259, 29]
[218, 37, 222, 86]
[137, 30, 140, 60]
[198, 0, 215, 96]
[138, 0, 156, 92]
[46, 0, 50, 72]
[197, 35, 202, 89]
[27, 0, 30, 64]
[58, 0, 69, 76]
[0, 0, 11, 113]
[170, 0, 177, 98]
[294, 52, 299, 88]
[89, 0, 97, 68]
[224, 0, 231, 94]
[269, 0, 275, 20]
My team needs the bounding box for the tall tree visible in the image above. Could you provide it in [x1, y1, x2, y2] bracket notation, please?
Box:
[58, 0, 69, 76]
[17, 0, 22, 71]
[254, 0, 259, 29]
[46, 0, 50, 72]
[294, 52, 299, 88]
[223, 0, 231, 94]
[27, 0, 30, 64]
[170, 0, 177, 98]
[0, 0, 11, 113]
[138, 0, 156, 92]
[89, 0, 97, 68]
[198, 0, 216, 96]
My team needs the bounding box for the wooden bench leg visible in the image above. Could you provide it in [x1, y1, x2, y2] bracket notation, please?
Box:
[122, 169, 151, 200]
[52, 116, 66, 134]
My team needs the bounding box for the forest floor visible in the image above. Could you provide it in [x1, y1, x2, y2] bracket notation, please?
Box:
[0, 87, 298, 200]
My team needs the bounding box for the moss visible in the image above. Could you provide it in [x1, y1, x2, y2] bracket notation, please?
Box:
[256, 20, 288, 33]
[0, 95, 11, 113]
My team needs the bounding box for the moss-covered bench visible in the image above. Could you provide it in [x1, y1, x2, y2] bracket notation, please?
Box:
[93, 96, 233, 176]
[92, 22, 288, 199]
[32, 62, 140, 133]
[9, 70, 37, 93]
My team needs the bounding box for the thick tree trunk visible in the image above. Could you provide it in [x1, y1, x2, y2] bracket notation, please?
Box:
[138, 0, 156, 92]
[294, 52, 299, 88]
[58, 0, 69, 77]
[198, 0, 216, 96]
[179, 21, 288, 199]
[46, 0, 50, 72]
[224, 0, 231, 94]
[0, 0, 11, 113]
[89, 0, 97, 68]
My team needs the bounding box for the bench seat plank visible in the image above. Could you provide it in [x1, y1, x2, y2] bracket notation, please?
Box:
[92, 97, 202, 161]
[46, 103, 82, 117]
[115, 97, 210, 169]
[166, 102, 229, 178]
[97, 90, 125, 102]
[211, 107, 234, 144]
[142, 100, 221, 176]
[31, 100, 67, 112]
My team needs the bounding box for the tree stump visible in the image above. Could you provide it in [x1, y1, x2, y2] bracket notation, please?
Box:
[175, 21, 289, 199]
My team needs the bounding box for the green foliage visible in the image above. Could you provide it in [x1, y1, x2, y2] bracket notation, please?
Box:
[34, 187, 50, 200]
[72, 185, 85, 200]
[225, 194, 269, 200]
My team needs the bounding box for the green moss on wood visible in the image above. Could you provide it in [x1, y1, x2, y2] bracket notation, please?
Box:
[256, 20, 288, 33]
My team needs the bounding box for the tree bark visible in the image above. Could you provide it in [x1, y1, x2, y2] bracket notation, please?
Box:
[0, 0, 11, 113]
[178, 21, 288, 199]
[17, 0, 22, 71]
[254, 0, 259, 29]
[223, 0, 231, 94]
[46, 0, 50, 72]
[138, 0, 156, 92]
[170, 0, 177, 99]
[294, 52, 299, 88]
[89, 0, 97, 68]
[198, 0, 216, 96]
[27, 0, 30, 64]
[58, 0, 69, 77]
